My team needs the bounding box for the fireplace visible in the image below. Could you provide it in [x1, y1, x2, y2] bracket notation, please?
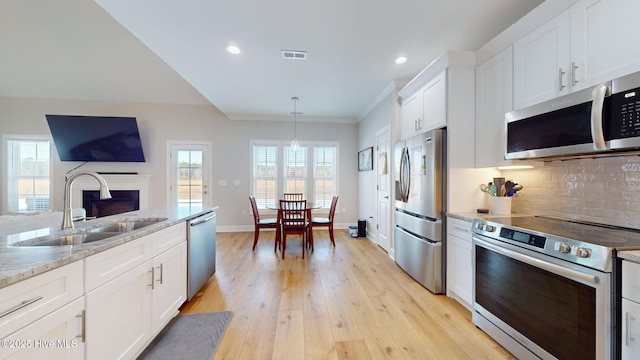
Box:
[83, 190, 140, 218]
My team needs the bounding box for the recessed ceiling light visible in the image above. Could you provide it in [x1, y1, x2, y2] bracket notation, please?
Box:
[395, 56, 407, 65]
[227, 45, 241, 54]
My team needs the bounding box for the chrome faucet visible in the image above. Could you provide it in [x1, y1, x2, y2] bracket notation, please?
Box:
[62, 171, 112, 230]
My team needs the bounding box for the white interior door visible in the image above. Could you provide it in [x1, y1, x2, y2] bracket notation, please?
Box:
[167, 141, 212, 211]
[376, 127, 391, 252]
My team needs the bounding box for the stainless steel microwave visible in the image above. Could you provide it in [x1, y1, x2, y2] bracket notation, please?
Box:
[505, 71, 640, 160]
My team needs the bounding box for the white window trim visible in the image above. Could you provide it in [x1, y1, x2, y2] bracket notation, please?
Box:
[2, 134, 53, 214]
[250, 139, 339, 211]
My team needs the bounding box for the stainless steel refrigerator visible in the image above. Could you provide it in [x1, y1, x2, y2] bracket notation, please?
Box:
[394, 128, 445, 294]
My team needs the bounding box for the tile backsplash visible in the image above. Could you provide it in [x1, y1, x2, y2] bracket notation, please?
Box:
[502, 156, 640, 229]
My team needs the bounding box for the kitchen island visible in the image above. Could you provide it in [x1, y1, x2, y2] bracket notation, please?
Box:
[0, 206, 217, 360]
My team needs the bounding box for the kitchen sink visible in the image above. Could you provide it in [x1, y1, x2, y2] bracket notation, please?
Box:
[9, 218, 167, 247]
[12, 232, 119, 247]
[88, 220, 164, 233]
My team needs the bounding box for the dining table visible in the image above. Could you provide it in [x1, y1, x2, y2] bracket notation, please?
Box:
[266, 201, 322, 254]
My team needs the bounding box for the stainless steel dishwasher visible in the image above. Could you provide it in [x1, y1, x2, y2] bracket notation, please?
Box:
[187, 210, 216, 300]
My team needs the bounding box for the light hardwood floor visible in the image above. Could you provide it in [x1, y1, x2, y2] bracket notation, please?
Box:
[180, 230, 516, 360]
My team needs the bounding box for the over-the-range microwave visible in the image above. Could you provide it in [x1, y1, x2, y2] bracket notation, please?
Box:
[505, 71, 640, 160]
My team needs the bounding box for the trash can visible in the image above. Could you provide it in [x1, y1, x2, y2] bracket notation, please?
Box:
[348, 225, 358, 238]
[357, 219, 366, 237]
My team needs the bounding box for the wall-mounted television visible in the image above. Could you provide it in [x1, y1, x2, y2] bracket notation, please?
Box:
[46, 115, 146, 162]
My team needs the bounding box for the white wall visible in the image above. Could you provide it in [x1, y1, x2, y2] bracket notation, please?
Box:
[358, 85, 400, 242]
[0, 96, 359, 231]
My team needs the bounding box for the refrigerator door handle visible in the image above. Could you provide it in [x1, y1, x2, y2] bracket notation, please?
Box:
[400, 147, 410, 202]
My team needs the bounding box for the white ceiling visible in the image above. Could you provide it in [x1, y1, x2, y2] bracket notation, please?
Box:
[0, 0, 545, 122]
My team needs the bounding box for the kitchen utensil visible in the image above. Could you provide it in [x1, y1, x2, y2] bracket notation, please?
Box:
[493, 178, 505, 196]
[504, 180, 514, 196]
[480, 183, 497, 196]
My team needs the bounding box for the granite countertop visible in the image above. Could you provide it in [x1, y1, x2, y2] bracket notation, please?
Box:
[447, 211, 528, 222]
[0, 206, 217, 290]
[618, 250, 640, 263]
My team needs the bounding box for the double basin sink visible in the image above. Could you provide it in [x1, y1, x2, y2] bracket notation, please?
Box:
[10, 219, 167, 247]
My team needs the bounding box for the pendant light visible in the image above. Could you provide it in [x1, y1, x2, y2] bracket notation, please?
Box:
[290, 96, 300, 150]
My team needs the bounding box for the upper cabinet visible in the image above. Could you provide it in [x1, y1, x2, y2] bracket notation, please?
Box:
[399, 70, 447, 139]
[570, 0, 640, 88]
[513, 0, 640, 110]
[513, 11, 571, 109]
[475, 46, 513, 168]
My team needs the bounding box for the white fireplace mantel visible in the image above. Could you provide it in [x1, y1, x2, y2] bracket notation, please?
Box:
[70, 174, 151, 210]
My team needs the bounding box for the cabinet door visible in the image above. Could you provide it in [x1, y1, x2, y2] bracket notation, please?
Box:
[421, 70, 447, 132]
[446, 218, 473, 309]
[571, 0, 640, 89]
[85, 261, 152, 360]
[152, 241, 187, 334]
[475, 47, 513, 168]
[1, 297, 85, 360]
[513, 10, 571, 109]
[622, 298, 640, 360]
[401, 93, 421, 139]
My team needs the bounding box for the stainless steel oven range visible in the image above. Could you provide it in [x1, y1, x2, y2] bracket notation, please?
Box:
[472, 216, 640, 360]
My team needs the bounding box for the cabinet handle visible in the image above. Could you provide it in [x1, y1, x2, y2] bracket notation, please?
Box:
[156, 264, 164, 285]
[559, 68, 566, 91]
[0, 296, 43, 319]
[571, 62, 579, 86]
[453, 225, 470, 233]
[76, 310, 86, 342]
[148, 268, 155, 289]
[627, 312, 637, 346]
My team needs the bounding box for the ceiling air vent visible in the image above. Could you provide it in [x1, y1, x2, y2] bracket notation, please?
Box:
[282, 50, 308, 60]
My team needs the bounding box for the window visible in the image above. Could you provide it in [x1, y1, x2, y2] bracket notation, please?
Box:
[251, 141, 338, 209]
[313, 147, 336, 207]
[177, 150, 203, 207]
[5, 137, 51, 213]
[167, 141, 211, 211]
[253, 145, 277, 208]
[284, 147, 306, 196]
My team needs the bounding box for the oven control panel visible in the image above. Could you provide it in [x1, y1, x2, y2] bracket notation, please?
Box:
[554, 241, 592, 258]
[499, 227, 546, 249]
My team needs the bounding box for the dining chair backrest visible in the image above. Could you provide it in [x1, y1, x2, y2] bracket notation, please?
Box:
[283, 193, 303, 200]
[280, 199, 307, 226]
[249, 196, 261, 223]
[328, 195, 339, 220]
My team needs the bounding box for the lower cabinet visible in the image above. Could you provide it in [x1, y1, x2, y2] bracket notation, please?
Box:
[1, 297, 85, 360]
[622, 298, 640, 359]
[85, 260, 153, 360]
[446, 217, 473, 309]
[85, 223, 187, 359]
[152, 241, 187, 334]
[622, 259, 640, 359]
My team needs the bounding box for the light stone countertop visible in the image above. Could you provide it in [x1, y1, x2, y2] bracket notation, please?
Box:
[447, 212, 530, 222]
[618, 250, 640, 263]
[0, 206, 217, 290]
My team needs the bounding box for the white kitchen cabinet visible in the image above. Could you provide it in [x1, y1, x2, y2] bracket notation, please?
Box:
[514, 0, 640, 110]
[420, 70, 447, 133]
[570, 0, 640, 88]
[446, 217, 473, 309]
[1, 297, 85, 360]
[622, 259, 640, 359]
[513, 10, 571, 109]
[475, 46, 514, 168]
[151, 241, 187, 334]
[622, 298, 640, 360]
[400, 70, 447, 139]
[0, 261, 83, 339]
[84, 222, 188, 359]
[85, 259, 153, 360]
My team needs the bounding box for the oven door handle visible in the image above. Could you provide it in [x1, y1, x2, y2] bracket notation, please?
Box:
[474, 237, 599, 284]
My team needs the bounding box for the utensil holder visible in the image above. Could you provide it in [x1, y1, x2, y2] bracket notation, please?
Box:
[491, 197, 512, 215]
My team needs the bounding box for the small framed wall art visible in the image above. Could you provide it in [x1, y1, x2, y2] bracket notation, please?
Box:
[358, 147, 373, 171]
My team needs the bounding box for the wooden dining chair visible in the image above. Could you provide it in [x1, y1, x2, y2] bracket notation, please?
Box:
[249, 196, 279, 251]
[283, 193, 303, 200]
[312, 195, 339, 246]
[279, 199, 309, 258]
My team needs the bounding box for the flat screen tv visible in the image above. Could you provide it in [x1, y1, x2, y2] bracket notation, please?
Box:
[46, 115, 146, 162]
